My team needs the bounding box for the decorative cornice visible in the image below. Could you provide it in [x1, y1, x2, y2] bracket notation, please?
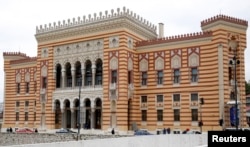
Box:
[201, 14, 248, 27]
[35, 7, 157, 43]
[136, 31, 212, 47]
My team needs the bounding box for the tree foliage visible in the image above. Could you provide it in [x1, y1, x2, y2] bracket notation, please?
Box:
[245, 81, 250, 95]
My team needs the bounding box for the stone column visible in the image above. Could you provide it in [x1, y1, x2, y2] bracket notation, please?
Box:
[80, 102, 84, 129]
[61, 109, 65, 128]
[71, 67, 75, 89]
[92, 65, 96, 87]
[61, 68, 65, 88]
[82, 68, 85, 87]
[71, 108, 75, 129]
[90, 101, 96, 129]
[82, 106, 86, 129]
[91, 108, 96, 129]
[53, 69, 56, 80]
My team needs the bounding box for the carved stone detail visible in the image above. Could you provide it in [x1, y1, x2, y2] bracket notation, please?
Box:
[53, 40, 103, 72]
[41, 66, 48, 77]
[189, 53, 199, 67]
[16, 73, 21, 83]
[110, 57, 118, 70]
[41, 48, 48, 58]
[128, 58, 133, 71]
[54, 39, 103, 57]
[140, 59, 148, 71]
[109, 36, 119, 48]
[171, 55, 181, 68]
[25, 72, 30, 82]
[127, 37, 133, 49]
[155, 57, 164, 70]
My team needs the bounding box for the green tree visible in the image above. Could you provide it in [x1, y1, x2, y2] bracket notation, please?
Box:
[245, 81, 250, 95]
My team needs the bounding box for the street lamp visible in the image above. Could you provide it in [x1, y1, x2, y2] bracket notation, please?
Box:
[199, 97, 204, 133]
[229, 39, 240, 130]
[77, 77, 82, 140]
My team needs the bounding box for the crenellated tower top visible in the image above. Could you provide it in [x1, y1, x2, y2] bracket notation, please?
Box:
[136, 31, 212, 47]
[201, 14, 248, 27]
[3, 52, 28, 57]
[3, 52, 37, 63]
[36, 7, 157, 34]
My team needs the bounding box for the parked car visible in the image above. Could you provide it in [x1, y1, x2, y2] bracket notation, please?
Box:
[15, 128, 34, 134]
[225, 128, 250, 131]
[134, 130, 152, 135]
[56, 128, 77, 133]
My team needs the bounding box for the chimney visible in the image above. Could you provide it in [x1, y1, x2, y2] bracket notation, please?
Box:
[158, 23, 164, 38]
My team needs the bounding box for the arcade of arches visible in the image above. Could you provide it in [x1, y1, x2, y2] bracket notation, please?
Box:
[54, 98, 102, 129]
[53, 58, 103, 129]
[55, 58, 103, 89]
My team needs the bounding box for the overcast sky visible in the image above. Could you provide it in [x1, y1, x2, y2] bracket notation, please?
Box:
[0, 0, 250, 102]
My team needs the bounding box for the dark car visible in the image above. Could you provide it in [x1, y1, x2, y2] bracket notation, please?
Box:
[134, 130, 152, 135]
[56, 128, 77, 133]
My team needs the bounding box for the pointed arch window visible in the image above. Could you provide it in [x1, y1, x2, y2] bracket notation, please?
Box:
[56, 64, 62, 88]
[65, 63, 72, 87]
[85, 61, 92, 86]
[95, 59, 103, 85]
[75, 61, 82, 86]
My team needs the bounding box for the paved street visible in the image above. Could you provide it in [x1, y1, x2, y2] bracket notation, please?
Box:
[0, 132, 129, 146]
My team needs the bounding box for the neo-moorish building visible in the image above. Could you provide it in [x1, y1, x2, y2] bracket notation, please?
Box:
[2, 7, 248, 133]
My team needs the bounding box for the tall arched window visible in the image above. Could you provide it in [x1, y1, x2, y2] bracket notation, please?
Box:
[65, 63, 72, 87]
[75, 61, 82, 86]
[55, 100, 60, 124]
[85, 60, 92, 86]
[56, 64, 62, 88]
[95, 59, 103, 85]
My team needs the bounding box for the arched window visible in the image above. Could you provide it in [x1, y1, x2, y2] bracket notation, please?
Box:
[95, 59, 103, 85]
[56, 64, 62, 88]
[85, 60, 92, 86]
[65, 63, 72, 87]
[75, 61, 82, 86]
[55, 100, 60, 124]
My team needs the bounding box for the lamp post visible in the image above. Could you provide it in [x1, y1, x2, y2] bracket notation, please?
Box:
[233, 55, 240, 130]
[77, 78, 82, 140]
[199, 98, 204, 133]
[229, 39, 240, 130]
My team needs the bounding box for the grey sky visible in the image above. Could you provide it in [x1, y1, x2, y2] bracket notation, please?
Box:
[1, 0, 250, 102]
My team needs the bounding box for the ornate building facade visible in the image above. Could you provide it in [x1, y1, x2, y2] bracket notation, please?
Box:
[2, 7, 248, 133]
